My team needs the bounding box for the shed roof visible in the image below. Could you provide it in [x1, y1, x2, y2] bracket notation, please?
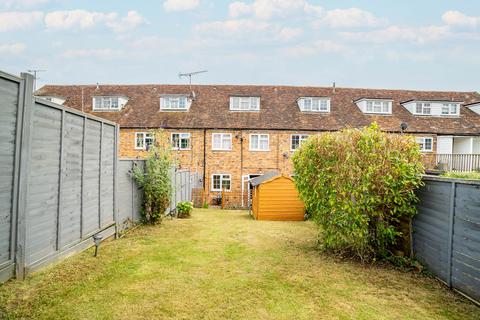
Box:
[250, 171, 285, 187]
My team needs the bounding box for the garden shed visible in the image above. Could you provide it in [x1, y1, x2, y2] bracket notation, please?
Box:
[250, 172, 305, 221]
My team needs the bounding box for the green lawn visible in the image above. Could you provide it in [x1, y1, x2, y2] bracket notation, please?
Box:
[0, 209, 478, 319]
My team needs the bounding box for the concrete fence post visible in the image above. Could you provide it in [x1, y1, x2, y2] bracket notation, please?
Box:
[15, 73, 35, 279]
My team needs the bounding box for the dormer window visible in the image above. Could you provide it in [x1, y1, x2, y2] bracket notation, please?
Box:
[355, 98, 392, 115]
[230, 96, 260, 111]
[93, 96, 127, 111]
[402, 100, 461, 116]
[416, 103, 431, 115]
[442, 103, 458, 115]
[298, 97, 330, 112]
[39, 96, 66, 105]
[160, 95, 190, 111]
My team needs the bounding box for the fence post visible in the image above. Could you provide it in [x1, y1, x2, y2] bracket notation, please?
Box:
[56, 110, 66, 250]
[221, 189, 225, 209]
[113, 124, 119, 237]
[446, 181, 456, 288]
[15, 73, 35, 279]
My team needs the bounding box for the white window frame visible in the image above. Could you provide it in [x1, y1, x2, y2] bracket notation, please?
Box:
[160, 95, 189, 111]
[291, 134, 309, 151]
[211, 174, 231, 192]
[229, 96, 260, 111]
[416, 137, 433, 152]
[415, 103, 432, 115]
[171, 133, 191, 150]
[249, 133, 269, 151]
[298, 97, 330, 112]
[442, 103, 459, 116]
[93, 96, 121, 111]
[212, 133, 232, 151]
[134, 132, 154, 150]
[365, 100, 391, 114]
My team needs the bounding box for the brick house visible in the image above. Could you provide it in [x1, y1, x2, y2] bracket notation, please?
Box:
[36, 84, 480, 206]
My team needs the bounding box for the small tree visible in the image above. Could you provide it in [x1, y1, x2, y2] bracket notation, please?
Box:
[132, 130, 173, 224]
[292, 123, 424, 261]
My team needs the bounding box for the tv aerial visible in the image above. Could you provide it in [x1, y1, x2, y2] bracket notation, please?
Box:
[178, 70, 208, 86]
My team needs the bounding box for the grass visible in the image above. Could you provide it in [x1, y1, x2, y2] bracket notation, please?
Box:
[441, 171, 480, 180]
[0, 209, 478, 319]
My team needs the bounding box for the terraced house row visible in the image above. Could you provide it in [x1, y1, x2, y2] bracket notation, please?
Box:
[36, 84, 480, 206]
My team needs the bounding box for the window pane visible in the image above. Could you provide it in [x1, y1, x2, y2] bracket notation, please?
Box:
[95, 98, 101, 108]
[103, 98, 111, 108]
[172, 134, 179, 148]
[366, 101, 373, 112]
[416, 103, 422, 114]
[291, 135, 299, 150]
[180, 137, 189, 149]
[136, 133, 144, 149]
[213, 134, 221, 149]
[222, 175, 231, 190]
[251, 135, 259, 149]
[319, 100, 327, 110]
[213, 175, 220, 190]
[111, 98, 119, 109]
[442, 104, 449, 114]
[222, 135, 231, 149]
[450, 104, 457, 114]
[425, 138, 432, 150]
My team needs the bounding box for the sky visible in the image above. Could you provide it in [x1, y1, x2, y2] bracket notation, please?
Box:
[1, 0, 479, 91]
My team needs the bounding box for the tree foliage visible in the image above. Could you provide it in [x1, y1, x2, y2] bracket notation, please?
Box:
[132, 130, 173, 224]
[292, 123, 424, 261]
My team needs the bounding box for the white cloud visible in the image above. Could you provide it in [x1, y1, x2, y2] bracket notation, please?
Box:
[163, 0, 200, 12]
[340, 25, 451, 44]
[229, 1, 252, 18]
[282, 40, 346, 56]
[276, 27, 302, 41]
[195, 19, 271, 36]
[44, 10, 146, 33]
[229, 0, 307, 20]
[0, 11, 43, 32]
[106, 11, 147, 33]
[60, 48, 127, 59]
[303, 3, 323, 16]
[442, 10, 480, 28]
[45, 10, 116, 29]
[1, 0, 50, 8]
[0, 42, 27, 54]
[313, 8, 386, 28]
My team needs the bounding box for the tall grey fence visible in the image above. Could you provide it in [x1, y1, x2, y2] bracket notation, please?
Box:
[0, 71, 119, 281]
[413, 175, 480, 303]
[116, 159, 198, 229]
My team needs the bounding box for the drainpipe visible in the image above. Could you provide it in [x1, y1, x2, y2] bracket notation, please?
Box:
[203, 128, 206, 200]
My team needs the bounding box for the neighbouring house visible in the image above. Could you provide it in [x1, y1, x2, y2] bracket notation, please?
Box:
[250, 172, 305, 221]
[35, 84, 480, 207]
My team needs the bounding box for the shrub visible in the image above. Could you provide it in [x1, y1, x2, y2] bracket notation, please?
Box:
[441, 171, 480, 180]
[177, 201, 194, 218]
[292, 123, 424, 261]
[132, 130, 173, 224]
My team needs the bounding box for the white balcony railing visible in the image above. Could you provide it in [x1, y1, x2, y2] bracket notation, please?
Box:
[423, 154, 480, 172]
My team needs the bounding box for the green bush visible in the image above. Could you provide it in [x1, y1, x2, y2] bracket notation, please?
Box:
[132, 130, 173, 224]
[177, 201, 194, 218]
[441, 171, 480, 180]
[292, 123, 424, 261]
